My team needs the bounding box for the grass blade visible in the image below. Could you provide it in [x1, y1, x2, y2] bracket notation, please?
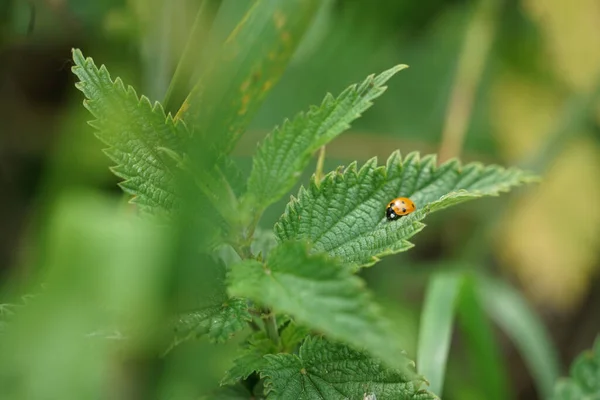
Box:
[458, 274, 511, 400]
[417, 271, 463, 396]
[163, 0, 223, 112]
[177, 0, 320, 154]
[477, 276, 560, 399]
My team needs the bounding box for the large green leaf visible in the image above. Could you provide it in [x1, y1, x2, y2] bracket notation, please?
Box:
[177, 0, 320, 154]
[552, 337, 600, 400]
[244, 64, 407, 213]
[71, 49, 188, 214]
[275, 151, 537, 267]
[228, 241, 411, 371]
[261, 337, 438, 400]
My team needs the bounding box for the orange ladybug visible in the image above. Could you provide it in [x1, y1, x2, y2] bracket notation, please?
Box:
[386, 197, 416, 221]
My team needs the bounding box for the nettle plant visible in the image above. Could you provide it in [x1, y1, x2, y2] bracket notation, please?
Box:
[71, 43, 535, 399]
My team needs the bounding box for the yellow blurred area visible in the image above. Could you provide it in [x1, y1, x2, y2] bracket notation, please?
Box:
[490, 72, 561, 163]
[524, 0, 600, 90]
[491, 0, 600, 312]
[497, 138, 600, 311]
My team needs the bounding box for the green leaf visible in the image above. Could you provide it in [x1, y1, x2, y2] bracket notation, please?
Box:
[261, 336, 438, 400]
[478, 276, 559, 400]
[228, 241, 411, 371]
[245, 64, 408, 213]
[167, 297, 251, 352]
[71, 49, 188, 214]
[275, 151, 538, 267]
[417, 271, 463, 396]
[552, 337, 600, 400]
[221, 332, 278, 386]
[177, 0, 320, 154]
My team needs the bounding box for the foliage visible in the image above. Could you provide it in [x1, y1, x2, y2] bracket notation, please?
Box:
[0, 2, 544, 396]
[65, 44, 537, 398]
[275, 152, 536, 268]
[261, 337, 439, 400]
[552, 337, 600, 400]
[71, 49, 188, 215]
[244, 64, 408, 214]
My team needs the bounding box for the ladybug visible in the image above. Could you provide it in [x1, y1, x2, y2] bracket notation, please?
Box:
[386, 197, 416, 221]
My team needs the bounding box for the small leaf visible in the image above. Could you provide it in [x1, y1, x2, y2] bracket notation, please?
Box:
[178, 0, 320, 154]
[228, 241, 411, 370]
[261, 336, 438, 400]
[245, 64, 408, 213]
[276, 151, 538, 267]
[551, 337, 600, 400]
[221, 332, 278, 386]
[71, 49, 189, 214]
[168, 297, 251, 351]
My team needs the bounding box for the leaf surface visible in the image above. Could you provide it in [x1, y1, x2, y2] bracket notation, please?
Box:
[228, 241, 411, 370]
[168, 297, 251, 352]
[72, 49, 188, 214]
[261, 337, 438, 400]
[276, 151, 537, 267]
[245, 65, 407, 212]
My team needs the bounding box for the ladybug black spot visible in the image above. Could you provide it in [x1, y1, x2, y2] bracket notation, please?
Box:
[402, 208, 406, 213]
[386, 207, 397, 221]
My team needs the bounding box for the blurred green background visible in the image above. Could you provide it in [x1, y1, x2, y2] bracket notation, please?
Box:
[1, 0, 599, 399]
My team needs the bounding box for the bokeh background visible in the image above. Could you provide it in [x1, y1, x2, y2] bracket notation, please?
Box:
[1, 0, 599, 399]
